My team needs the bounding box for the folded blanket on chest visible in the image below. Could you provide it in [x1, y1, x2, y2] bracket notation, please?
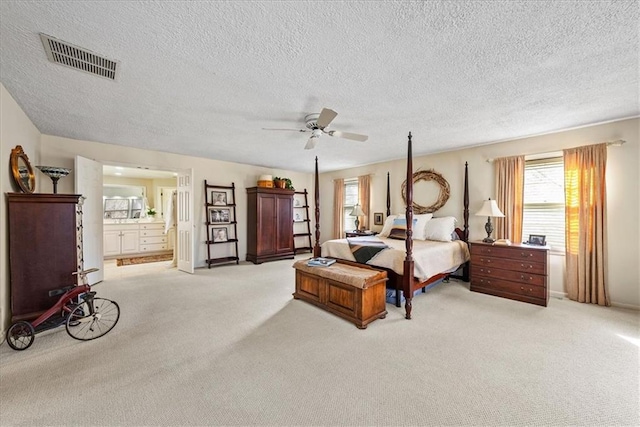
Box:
[348, 238, 389, 264]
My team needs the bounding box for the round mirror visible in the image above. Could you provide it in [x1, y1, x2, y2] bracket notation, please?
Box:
[10, 145, 35, 194]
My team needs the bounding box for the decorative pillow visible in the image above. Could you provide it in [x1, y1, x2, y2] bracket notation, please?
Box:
[413, 213, 434, 240]
[378, 215, 398, 237]
[424, 216, 457, 242]
[388, 217, 418, 240]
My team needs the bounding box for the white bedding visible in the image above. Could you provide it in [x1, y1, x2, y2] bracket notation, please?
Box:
[321, 236, 470, 281]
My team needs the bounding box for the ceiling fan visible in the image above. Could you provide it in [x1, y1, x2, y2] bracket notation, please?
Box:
[263, 108, 368, 149]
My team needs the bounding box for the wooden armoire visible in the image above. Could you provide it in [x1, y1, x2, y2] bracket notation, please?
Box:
[7, 193, 81, 321]
[246, 187, 294, 264]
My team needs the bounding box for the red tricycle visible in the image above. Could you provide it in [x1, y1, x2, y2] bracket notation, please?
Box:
[5, 268, 120, 351]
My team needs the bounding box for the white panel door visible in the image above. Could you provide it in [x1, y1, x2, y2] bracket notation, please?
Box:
[75, 155, 104, 284]
[177, 169, 194, 273]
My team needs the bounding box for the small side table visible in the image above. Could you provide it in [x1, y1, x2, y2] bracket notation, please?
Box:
[345, 230, 378, 238]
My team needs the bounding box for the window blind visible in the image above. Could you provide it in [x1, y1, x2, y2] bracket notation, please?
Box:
[522, 157, 565, 251]
[343, 179, 358, 232]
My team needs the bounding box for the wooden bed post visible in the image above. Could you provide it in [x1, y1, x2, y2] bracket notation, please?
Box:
[463, 162, 469, 242]
[386, 172, 391, 217]
[462, 161, 470, 281]
[313, 156, 321, 257]
[403, 132, 414, 320]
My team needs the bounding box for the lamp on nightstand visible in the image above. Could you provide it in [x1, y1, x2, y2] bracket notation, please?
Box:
[475, 198, 504, 243]
[349, 204, 366, 231]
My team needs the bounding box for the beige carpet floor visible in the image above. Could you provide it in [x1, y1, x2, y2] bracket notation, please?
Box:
[1, 256, 638, 426]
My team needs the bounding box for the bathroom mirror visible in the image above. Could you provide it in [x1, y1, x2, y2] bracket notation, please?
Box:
[10, 145, 35, 194]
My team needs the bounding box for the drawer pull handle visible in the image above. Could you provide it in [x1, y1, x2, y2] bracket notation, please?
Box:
[521, 264, 533, 269]
[520, 252, 533, 257]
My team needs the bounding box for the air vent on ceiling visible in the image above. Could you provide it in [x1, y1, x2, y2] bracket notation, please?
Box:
[40, 33, 118, 80]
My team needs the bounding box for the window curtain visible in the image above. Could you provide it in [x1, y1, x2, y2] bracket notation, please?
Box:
[358, 175, 371, 230]
[564, 143, 609, 306]
[333, 178, 344, 239]
[494, 156, 525, 242]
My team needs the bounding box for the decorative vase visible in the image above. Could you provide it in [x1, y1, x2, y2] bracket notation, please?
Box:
[274, 179, 286, 189]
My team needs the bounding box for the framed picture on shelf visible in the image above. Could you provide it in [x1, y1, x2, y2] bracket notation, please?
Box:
[209, 208, 230, 224]
[374, 212, 384, 225]
[294, 198, 301, 207]
[527, 234, 546, 246]
[211, 191, 227, 206]
[212, 227, 228, 242]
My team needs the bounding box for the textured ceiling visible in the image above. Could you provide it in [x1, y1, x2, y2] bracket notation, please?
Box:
[1, 1, 638, 173]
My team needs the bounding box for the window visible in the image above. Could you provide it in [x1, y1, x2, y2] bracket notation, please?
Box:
[522, 157, 565, 252]
[344, 178, 358, 231]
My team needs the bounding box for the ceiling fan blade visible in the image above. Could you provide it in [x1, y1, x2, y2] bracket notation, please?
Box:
[316, 108, 338, 129]
[327, 130, 368, 142]
[304, 136, 318, 150]
[262, 128, 308, 132]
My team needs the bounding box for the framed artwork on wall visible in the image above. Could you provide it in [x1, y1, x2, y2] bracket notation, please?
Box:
[374, 212, 384, 225]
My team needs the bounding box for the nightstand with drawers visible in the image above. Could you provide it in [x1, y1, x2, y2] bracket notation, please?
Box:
[469, 241, 550, 306]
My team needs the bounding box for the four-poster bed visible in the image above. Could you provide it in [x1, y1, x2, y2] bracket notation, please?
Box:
[311, 133, 470, 319]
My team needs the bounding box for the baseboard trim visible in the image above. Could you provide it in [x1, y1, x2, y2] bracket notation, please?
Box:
[551, 291, 639, 310]
[610, 301, 640, 311]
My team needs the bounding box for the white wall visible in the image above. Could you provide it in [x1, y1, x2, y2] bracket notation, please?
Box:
[319, 118, 639, 309]
[0, 83, 42, 332]
[39, 134, 315, 269]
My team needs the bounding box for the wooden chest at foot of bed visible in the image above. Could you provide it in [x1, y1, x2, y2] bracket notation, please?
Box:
[293, 260, 388, 329]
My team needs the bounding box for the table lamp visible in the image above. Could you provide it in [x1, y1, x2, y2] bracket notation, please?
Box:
[475, 199, 504, 243]
[349, 204, 366, 231]
[36, 166, 71, 194]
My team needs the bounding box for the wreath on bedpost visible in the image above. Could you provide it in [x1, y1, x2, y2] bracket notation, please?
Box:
[401, 169, 450, 214]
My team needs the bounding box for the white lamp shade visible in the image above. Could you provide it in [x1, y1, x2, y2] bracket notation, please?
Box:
[475, 199, 505, 217]
[349, 204, 365, 216]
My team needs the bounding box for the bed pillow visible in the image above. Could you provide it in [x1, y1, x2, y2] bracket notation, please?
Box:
[388, 217, 418, 240]
[424, 216, 457, 242]
[412, 213, 434, 240]
[378, 215, 398, 237]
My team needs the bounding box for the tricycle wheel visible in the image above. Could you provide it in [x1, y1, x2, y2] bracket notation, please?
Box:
[6, 321, 35, 351]
[66, 298, 120, 341]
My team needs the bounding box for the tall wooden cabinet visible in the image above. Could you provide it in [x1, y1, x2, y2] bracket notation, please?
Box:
[246, 187, 295, 264]
[7, 193, 81, 321]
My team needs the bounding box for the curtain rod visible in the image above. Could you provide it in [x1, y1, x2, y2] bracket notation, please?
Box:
[486, 139, 627, 162]
[330, 173, 376, 182]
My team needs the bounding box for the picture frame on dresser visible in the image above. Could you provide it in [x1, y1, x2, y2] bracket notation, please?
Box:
[527, 234, 546, 246]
